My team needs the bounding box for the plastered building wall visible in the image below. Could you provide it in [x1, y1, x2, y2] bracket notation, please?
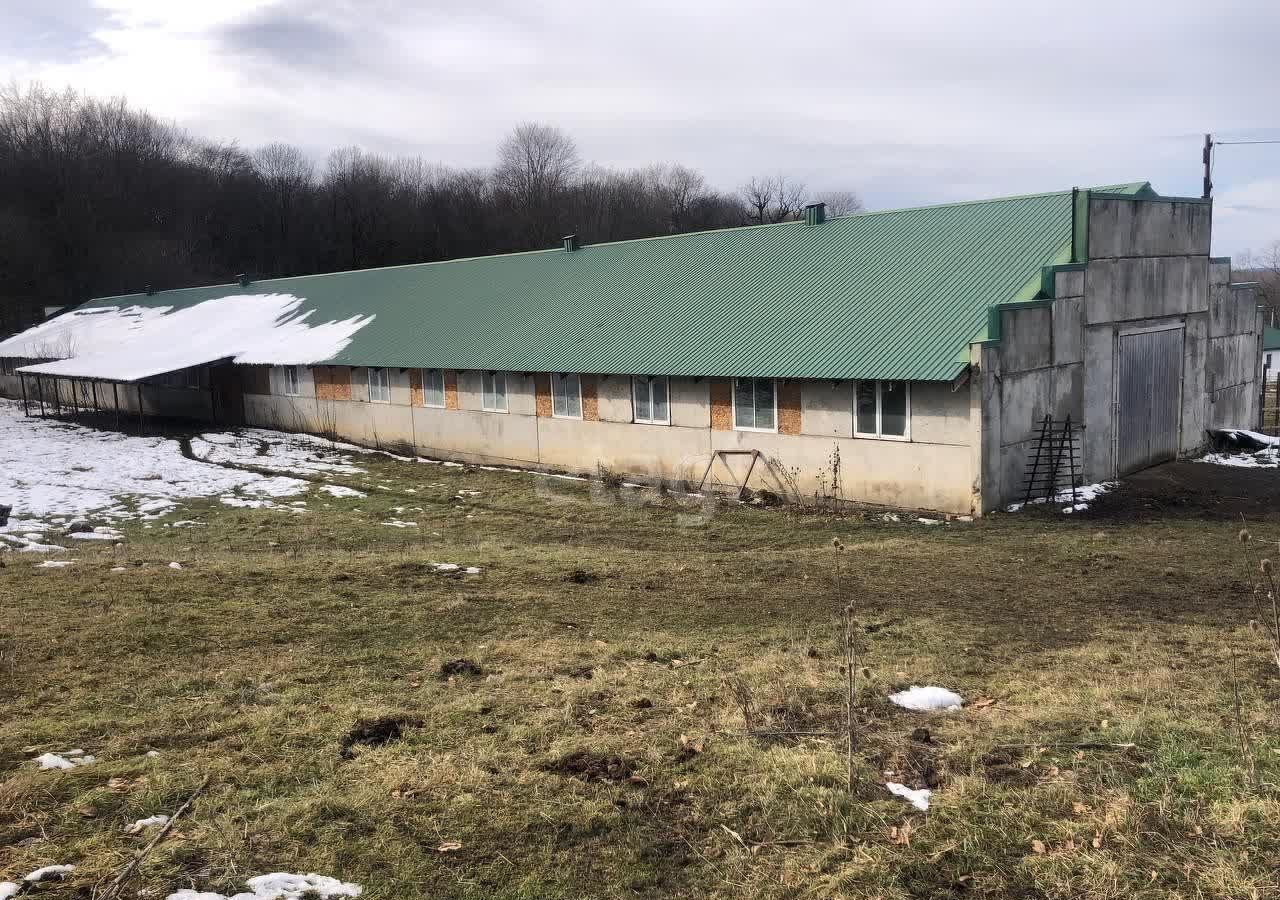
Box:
[237, 369, 979, 513]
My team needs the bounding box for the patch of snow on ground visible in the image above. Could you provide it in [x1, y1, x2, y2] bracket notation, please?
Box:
[432, 563, 481, 575]
[885, 782, 931, 811]
[125, 814, 170, 833]
[36, 750, 95, 769]
[888, 686, 964, 711]
[36, 560, 75, 568]
[319, 484, 366, 498]
[381, 519, 417, 528]
[192, 430, 366, 477]
[166, 871, 362, 900]
[0, 400, 322, 543]
[1198, 449, 1279, 468]
[2, 864, 76, 894]
[1006, 481, 1116, 514]
[68, 530, 122, 540]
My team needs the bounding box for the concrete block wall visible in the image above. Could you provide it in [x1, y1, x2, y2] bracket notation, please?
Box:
[977, 195, 1260, 510]
[977, 293, 1087, 512]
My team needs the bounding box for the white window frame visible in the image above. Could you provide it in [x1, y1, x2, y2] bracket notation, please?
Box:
[854, 380, 911, 441]
[367, 367, 391, 404]
[732, 377, 778, 433]
[551, 373, 583, 419]
[482, 372, 508, 413]
[282, 365, 300, 397]
[420, 368, 445, 408]
[632, 376, 670, 425]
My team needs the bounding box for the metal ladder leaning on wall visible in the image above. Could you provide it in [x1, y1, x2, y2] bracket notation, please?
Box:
[1021, 414, 1082, 507]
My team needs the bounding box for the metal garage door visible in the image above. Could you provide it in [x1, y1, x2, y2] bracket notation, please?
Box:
[1116, 327, 1183, 475]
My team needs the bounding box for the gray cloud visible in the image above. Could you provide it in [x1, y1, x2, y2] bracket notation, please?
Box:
[2, 0, 1279, 255]
[217, 13, 353, 61]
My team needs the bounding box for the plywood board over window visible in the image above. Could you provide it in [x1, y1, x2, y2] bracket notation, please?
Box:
[710, 378, 733, 431]
[409, 369, 423, 406]
[444, 371, 459, 409]
[316, 366, 353, 401]
[535, 374, 553, 417]
[582, 375, 599, 421]
[777, 380, 802, 435]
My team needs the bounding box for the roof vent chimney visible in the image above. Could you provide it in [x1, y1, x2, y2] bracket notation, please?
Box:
[238, 273, 251, 287]
[562, 234, 579, 252]
[804, 202, 826, 226]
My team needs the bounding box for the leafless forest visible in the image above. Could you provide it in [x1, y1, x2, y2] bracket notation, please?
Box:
[0, 84, 860, 336]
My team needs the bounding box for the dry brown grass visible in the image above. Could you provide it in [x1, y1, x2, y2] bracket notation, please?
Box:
[1, 455, 1279, 898]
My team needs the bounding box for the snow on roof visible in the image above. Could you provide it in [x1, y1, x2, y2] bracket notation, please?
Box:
[0, 304, 172, 360]
[6, 294, 373, 382]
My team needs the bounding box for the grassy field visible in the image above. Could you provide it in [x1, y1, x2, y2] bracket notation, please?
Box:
[2, 448, 1279, 899]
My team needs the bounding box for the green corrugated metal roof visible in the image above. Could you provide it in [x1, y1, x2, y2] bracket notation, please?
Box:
[1265, 326, 1280, 351]
[78, 182, 1154, 382]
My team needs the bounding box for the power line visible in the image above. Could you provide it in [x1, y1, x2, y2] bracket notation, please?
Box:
[1203, 133, 1280, 198]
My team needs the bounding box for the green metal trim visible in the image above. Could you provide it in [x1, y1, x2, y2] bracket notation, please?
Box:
[1039, 262, 1087, 299]
[1209, 256, 1232, 264]
[979, 298, 1053, 345]
[1072, 188, 1090, 262]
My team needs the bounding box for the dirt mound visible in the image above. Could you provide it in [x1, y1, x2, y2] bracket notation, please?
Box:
[339, 715, 423, 759]
[440, 658, 484, 678]
[547, 750, 638, 784]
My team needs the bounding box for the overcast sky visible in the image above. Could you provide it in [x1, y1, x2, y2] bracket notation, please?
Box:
[3, 0, 1278, 256]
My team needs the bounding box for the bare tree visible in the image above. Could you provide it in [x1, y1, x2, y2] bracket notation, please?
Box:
[814, 189, 863, 217]
[739, 175, 808, 225]
[494, 122, 580, 246]
[1237, 241, 1280, 326]
[0, 87, 847, 338]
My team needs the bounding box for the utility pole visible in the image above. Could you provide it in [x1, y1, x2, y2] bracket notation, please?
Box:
[1202, 133, 1213, 199]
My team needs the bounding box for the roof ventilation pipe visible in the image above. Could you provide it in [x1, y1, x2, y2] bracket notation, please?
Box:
[562, 234, 579, 252]
[803, 202, 826, 226]
[238, 273, 252, 287]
